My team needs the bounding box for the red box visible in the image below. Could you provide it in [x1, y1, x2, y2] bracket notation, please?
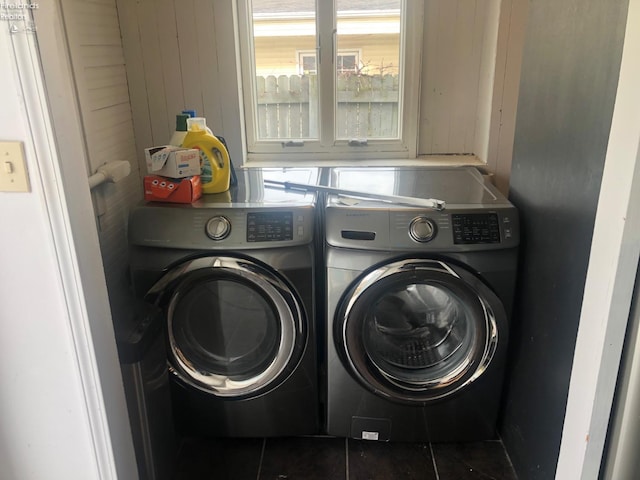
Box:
[144, 175, 202, 203]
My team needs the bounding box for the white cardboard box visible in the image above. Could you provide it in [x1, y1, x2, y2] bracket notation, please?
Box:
[144, 146, 201, 178]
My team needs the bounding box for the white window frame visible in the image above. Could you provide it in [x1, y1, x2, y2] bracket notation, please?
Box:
[297, 50, 318, 75]
[237, 0, 423, 162]
[297, 49, 361, 75]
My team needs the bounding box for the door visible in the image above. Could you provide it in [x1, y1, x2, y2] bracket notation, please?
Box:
[335, 258, 507, 404]
[146, 255, 307, 399]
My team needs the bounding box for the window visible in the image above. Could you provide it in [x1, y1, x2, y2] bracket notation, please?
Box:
[238, 0, 423, 161]
[298, 51, 317, 75]
[298, 51, 360, 75]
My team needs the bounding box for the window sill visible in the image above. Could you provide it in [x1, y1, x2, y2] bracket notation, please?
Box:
[242, 154, 486, 169]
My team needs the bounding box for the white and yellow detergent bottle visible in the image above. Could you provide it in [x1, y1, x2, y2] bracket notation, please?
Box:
[181, 117, 231, 194]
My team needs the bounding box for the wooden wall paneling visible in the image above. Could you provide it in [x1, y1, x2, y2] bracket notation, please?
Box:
[60, 0, 143, 325]
[156, 0, 186, 134]
[175, 0, 205, 119]
[489, 0, 528, 194]
[194, 0, 224, 132]
[76, 43, 126, 67]
[137, 0, 170, 146]
[85, 104, 138, 150]
[194, 0, 224, 134]
[466, 1, 488, 153]
[73, 22, 122, 45]
[85, 138, 137, 171]
[82, 68, 136, 156]
[212, 0, 246, 166]
[85, 77, 130, 111]
[83, 64, 128, 90]
[485, 0, 511, 174]
[71, 0, 120, 27]
[430, 0, 458, 153]
[417, 0, 506, 160]
[473, 0, 501, 164]
[448, 0, 478, 153]
[116, 0, 153, 175]
[62, 0, 135, 172]
[418, 0, 440, 154]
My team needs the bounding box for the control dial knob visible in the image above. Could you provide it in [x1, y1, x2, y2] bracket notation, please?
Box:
[409, 216, 437, 243]
[205, 216, 231, 241]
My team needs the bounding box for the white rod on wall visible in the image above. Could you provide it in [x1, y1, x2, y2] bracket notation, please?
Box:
[88, 160, 131, 190]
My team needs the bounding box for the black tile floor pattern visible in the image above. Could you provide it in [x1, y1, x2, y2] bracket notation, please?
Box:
[173, 436, 518, 479]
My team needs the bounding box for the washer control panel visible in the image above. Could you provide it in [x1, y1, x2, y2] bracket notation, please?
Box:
[452, 213, 500, 244]
[325, 205, 518, 251]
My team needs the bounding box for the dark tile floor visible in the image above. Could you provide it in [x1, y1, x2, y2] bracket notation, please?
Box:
[173, 436, 518, 479]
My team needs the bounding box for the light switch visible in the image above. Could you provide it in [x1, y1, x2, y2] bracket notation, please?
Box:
[0, 141, 30, 192]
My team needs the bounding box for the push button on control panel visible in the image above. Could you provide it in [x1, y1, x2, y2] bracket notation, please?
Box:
[502, 216, 513, 239]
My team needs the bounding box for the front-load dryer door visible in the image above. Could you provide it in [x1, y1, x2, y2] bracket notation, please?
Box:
[146, 256, 306, 399]
[335, 258, 507, 404]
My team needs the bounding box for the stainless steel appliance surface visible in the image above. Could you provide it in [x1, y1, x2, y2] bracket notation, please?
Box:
[115, 302, 177, 480]
[324, 166, 519, 442]
[128, 167, 320, 438]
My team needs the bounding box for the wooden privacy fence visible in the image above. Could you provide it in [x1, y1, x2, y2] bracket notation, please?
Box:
[255, 74, 399, 139]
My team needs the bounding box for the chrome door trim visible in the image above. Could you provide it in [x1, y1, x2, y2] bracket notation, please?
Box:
[150, 256, 304, 398]
[337, 258, 502, 403]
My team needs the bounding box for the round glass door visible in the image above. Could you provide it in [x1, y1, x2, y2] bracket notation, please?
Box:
[336, 259, 505, 404]
[152, 256, 306, 398]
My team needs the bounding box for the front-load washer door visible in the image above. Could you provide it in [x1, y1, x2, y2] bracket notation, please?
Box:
[335, 258, 507, 404]
[147, 256, 307, 399]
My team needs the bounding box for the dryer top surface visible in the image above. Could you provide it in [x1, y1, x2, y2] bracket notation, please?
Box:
[200, 167, 320, 208]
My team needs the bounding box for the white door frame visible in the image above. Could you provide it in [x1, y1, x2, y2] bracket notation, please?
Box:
[556, 0, 640, 477]
[21, 2, 138, 478]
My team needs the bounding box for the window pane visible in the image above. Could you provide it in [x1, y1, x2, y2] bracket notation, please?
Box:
[299, 53, 317, 74]
[337, 54, 358, 73]
[335, 0, 402, 140]
[251, 0, 318, 140]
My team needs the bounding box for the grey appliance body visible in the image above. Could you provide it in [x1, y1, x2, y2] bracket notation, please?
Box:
[115, 302, 177, 480]
[128, 168, 320, 438]
[324, 166, 519, 442]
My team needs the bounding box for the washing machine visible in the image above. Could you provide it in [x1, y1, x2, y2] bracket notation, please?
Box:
[128, 167, 320, 438]
[324, 166, 519, 442]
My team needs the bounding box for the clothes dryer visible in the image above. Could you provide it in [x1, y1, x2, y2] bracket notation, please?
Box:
[129, 168, 320, 438]
[324, 166, 519, 442]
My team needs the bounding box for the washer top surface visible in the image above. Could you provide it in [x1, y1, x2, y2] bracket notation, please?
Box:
[328, 166, 507, 209]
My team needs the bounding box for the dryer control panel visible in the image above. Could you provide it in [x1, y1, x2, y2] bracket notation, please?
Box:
[129, 205, 315, 250]
[247, 212, 293, 242]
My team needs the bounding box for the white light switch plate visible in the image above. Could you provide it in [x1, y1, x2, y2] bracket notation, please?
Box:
[0, 141, 30, 192]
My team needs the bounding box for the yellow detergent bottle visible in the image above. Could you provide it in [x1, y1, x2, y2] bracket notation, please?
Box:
[181, 117, 231, 194]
